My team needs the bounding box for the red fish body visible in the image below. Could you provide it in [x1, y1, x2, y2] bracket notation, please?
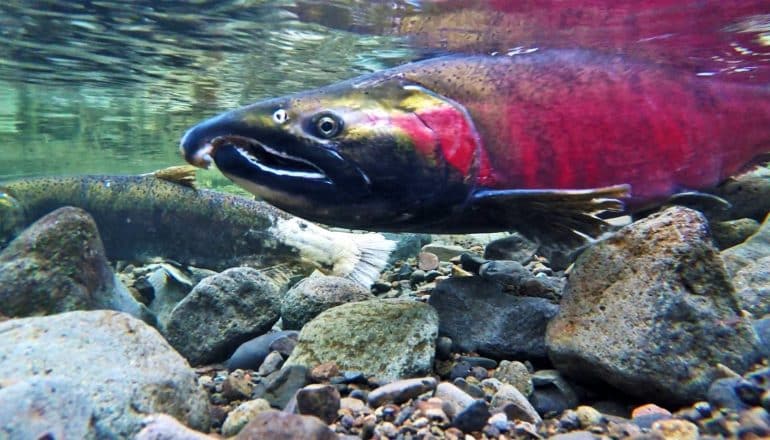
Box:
[181, 50, 770, 245]
[403, 50, 770, 210]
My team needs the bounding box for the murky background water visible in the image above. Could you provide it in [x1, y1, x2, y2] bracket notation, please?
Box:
[1, 0, 769, 182]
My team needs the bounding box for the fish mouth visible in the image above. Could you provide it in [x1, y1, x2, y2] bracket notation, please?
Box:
[210, 135, 330, 182]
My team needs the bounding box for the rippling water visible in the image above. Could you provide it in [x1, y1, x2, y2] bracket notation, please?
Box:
[1, 0, 769, 181]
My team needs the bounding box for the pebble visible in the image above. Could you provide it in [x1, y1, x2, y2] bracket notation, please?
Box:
[310, 361, 340, 383]
[436, 336, 453, 360]
[459, 356, 498, 369]
[490, 383, 542, 424]
[367, 377, 437, 408]
[453, 378, 485, 399]
[435, 382, 475, 419]
[453, 399, 491, 433]
[418, 252, 440, 271]
[256, 350, 284, 376]
[296, 384, 341, 424]
[651, 419, 699, 440]
[575, 405, 604, 428]
[221, 370, 253, 401]
[631, 403, 672, 418]
[234, 409, 337, 440]
[221, 399, 271, 437]
[493, 360, 533, 396]
[260, 365, 308, 409]
[422, 244, 468, 261]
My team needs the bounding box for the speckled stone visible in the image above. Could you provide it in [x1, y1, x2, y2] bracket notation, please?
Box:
[221, 399, 272, 437]
[368, 377, 437, 408]
[234, 409, 336, 440]
[296, 384, 341, 424]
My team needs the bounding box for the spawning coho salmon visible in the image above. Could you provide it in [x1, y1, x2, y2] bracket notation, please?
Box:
[180, 50, 770, 247]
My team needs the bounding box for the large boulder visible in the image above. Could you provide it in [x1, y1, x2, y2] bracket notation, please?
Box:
[164, 267, 281, 365]
[285, 299, 438, 381]
[429, 276, 558, 359]
[0, 206, 149, 320]
[0, 310, 210, 438]
[547, 207, 761, 405]
[280, 275, 374, 330]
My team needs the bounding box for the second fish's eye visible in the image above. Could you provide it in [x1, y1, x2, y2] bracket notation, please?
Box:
[314, 113, 342, 138]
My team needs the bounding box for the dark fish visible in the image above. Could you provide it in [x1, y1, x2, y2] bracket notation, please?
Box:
[180, 50, 770, 247]
[0, 167, 393, 285]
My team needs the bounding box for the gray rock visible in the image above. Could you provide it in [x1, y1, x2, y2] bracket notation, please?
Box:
[285, 299, 438, 382]
[435, 382, 475, 419]
[708, 377, 751, 411]
[529, 370, 580, 417]
[165, 267, 281, 365]
[712, 218, 760, 249]
[0, 311, 210, 438]
[221, 399, 272, 437]
[296, 384, 341, 424]
[257, 351, 285, 376]
[280, 275, 374, 330]
[0, 206, 150, 321]
[135, 414, 215, 440]
[547, 207, 761, 405]
[227, 331, 299, 371]
[144, 264, 196, 331]
[234, 409, 336, 440]
[453, 399, 491, 433]
[261, 365, 309, 409]
[480, 260, 563, 300]
[722, 213, 770, 276]
[367, 377, 437, 408]
[484, 233, 538, 263]
[429, 277, 558, 359]
[421, 243, 467, 261]
[493, 360, 533, 396]
[0, 377, 94, 440]
[754, 317, 770, 357]
[490, 383, 542, 424]
[732, 256, 770, 317]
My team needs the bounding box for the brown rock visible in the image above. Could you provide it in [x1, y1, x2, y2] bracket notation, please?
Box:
[309, 361, 339, 383]
[221, 370, 253, 401]
[235, 409, 336, 440]
[295, 384, 341, 424]
[418, 252, 440, 271]
[631, 403, 671, 419]
[651, 419, 699, 440]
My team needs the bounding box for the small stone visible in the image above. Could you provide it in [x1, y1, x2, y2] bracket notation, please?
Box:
[410, 269, 426, 284]
[575, 405, 604, 428]
[738, 407, 770, 437]
[460, 253, 487, 274]
[493, 360, 533, 396]
[490, 383, 541, 424]
[558, 410, 580, 431]
[488, 412, 509, 431]
[257, 351, 284, 376]
[416, 397, 449, 423]
[340, 396, 368, 413]
[607, 420, 642, 438]
[484, 233, 538, 263]
[736, 378, 764, 405]
[469, 365, 489, 380]
[234, 409, 336, 440]
[296, 384, 341, 424]
[548, 431, 597, 440]
[460, 356, 497, 369]
[435, 382, 475, 419]
[221, 399, 271, 437]
[530, 370, 579, 417]
[454, 378, 485, 399]
[309, 361, 340, 382]
[371, 282, 391, 294]
[367, 377, 437, 408]
[422, 244, 467, 261]
[707, 377, 751, 411]
[397, 263, 413, 280]
[453, 399, 491, 433]
[436, 336, 453, 360]
[261, 365, 308, 409]
[418, 252, 440, 271]
[651, 419, 699, 440]
[375, 421, 398, 437]
[631, 403, 672, 419]
[221, 370, 253, 401]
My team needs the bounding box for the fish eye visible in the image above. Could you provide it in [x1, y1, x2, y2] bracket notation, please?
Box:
[313, 112, 343, 138]
[272, 108, 289, 124]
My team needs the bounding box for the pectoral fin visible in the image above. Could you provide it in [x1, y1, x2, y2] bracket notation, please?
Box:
[470, 184, 631, 249]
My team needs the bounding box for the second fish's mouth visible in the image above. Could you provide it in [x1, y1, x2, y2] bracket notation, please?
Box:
[210, 135, 329, 182]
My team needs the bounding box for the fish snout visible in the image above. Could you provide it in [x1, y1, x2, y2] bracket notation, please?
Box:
[180, 124, 215, 169]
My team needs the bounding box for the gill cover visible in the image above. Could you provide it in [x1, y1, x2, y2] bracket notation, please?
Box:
[180, 74, 486, 230]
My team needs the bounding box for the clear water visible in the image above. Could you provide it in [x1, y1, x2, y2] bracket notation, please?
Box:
[1, 0, 769, 183]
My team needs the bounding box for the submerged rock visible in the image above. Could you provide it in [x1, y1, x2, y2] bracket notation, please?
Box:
[547, 207, 761, 405]
[0, 310, 210, 438]
[165, 267, 281, 365]
[285, 299, 438, 382]
[0, 206, 150, 321]
[732, 256, 770, 318]
[280, 275, 374, 330]
[234, 409, 336, 440]
[429, 276, 558, 360]
[722, 213, 770, 276]
[226, 331, 299, 371]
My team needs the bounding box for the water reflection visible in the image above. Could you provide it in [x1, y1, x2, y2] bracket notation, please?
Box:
[0, 0, 768, 180]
